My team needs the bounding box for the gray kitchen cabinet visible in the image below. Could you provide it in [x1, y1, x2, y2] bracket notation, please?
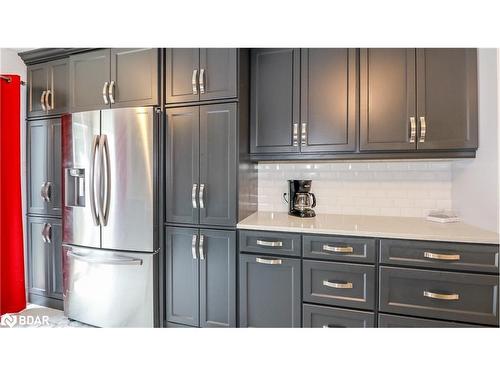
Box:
[165, 226, 236, 328]
[239, 253, 301, 327]
[302, 234, 376, 263]
[166, 103, 237, 227]
[303, 304, 375, 328]
[300, 48, 357, 153]
[378, 313, 476, 328]
[165, 48, 237, 104]
[165, 226, 200, 326]
[250, 48, 301, 154]
[360, 48, 416, 151]
[239, 230, 302, 257]
[27, 118, 62, 217]
[70, 48, 158, 111]
[27, 58, 69, 117]
[27, 216, 63, 303]
[199, 229, 236, 328]
[416, 48, 478, 150]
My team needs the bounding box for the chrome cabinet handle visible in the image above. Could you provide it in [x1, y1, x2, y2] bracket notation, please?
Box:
[323, 280, 353, 289]
[256, 257, 282, 265]
[40, 182, 48, 201]
[424, 252, 461, 261]
[419, 116, 426, 143]
[102, 82, 109, 104]
[42, 223, 52, 243]
[191, 234, 197, 260]
[301, 122, 307, 146]
[191, 69, 198, 95]
[256, 240, 283, 247]
[322, 245, 353, 253]
[89, 135, 100, 225]
[199, 234, 205, 260]
[41, 90, 47, 111]
[409, 116, 416, 143]
[45, 90, 52, 110]
[45, 182, 52, 202]
[41, 223, 48, 243]
[192, 183, 198, 209]
[199, 184, 205, 209]
[199, 69, 205, 94]
[292, 123, 299, 146]
[108, 81, 115, 104]
[423, 291, 459, 301]
[68, 251, 143, 266]
[101, 135, 111, 225]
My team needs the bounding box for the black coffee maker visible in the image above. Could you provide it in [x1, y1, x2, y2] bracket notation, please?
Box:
[287, 180, 316, 218]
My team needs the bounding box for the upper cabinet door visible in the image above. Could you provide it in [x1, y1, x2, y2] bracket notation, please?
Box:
[199, 48, 237, 101]
[360, 48, 417, 151]
[300, 49, 357, 153]
[28, 63, 48, 117]
[199, 103, 237, 227]
[416, 49, 478, 150]
[165, 106, 200, 225]
[28, 120, 48, 215]
[69, 49, 111, 112]
[47, 59, 69, 115]
[250, 48, 300, 154]
[165, 48, 200, 104]
[110, 48, 158, 108]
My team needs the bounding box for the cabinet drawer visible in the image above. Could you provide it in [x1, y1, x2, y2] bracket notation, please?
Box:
[303, 260, 375, 310]
[380, 239, 499, 273]
[239, 230, 301, 257]
[378, 314, 476, 328]
[303, 235, 376, 263]
[379, 266, 499, 326]
[303, 304, 375, 328]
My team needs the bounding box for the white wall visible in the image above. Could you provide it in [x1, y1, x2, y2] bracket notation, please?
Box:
[451, 48, 499, 232]
[0, 48, 28, 288]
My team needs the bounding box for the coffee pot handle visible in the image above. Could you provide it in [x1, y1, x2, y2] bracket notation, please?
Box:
[310, 193, 316, 208]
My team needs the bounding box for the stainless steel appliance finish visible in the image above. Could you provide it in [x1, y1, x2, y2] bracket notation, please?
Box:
[63, 244, 156, 328]
[62, 107, 157, 327]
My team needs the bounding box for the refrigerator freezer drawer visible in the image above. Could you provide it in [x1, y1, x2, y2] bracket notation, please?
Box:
[63, 245, 156, 327]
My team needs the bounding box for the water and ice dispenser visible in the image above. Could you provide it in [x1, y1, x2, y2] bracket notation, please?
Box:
[65, 168, 86, 207]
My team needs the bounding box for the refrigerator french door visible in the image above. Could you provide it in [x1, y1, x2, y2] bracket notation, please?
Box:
[62, 107, 158, 327]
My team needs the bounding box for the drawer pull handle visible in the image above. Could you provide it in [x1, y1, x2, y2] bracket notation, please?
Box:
[423, 291, 460, 301]
[323, 280, 353, 289]
[256, 240, 283, 247]
[424, 252, 460, 261]
[323, 245, 354, 253]
[322, 324, 343, 328]
[256, 257, 282, 265]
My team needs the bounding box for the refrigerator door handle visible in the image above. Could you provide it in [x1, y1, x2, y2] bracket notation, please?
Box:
[67, 250, 143, 266]
[99, 134, 111, 226]
[90, 135, 100, 225]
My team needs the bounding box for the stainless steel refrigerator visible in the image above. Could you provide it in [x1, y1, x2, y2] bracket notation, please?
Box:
[61, 107, 158, 327]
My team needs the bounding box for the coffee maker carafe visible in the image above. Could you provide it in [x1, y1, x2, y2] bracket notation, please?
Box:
[287, 180, 316, 218]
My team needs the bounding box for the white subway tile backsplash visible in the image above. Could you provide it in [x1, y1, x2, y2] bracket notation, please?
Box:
[258, 160, 453, 218]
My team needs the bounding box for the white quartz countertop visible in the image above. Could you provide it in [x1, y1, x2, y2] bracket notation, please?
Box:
[237, 212, 499, 244]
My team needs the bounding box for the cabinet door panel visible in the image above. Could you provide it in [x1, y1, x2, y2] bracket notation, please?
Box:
[28, 63, 48, 117]
[199, 103, 237, 226]
[27, 120, 48, 215]
[250, 48, 300, 154]
[69, 49, 111, 112]
[416, 48, 478, 150]
[48, 118, 62, 216]
[199, 48, 237, 101]
[199, 229, 236, 327]
[48, 59, 69, 115]
[28, 218, 48, 295]
[165, 107, 200, 225]
[111, 48, 158, 108]
[165, 48, 199, 104]
[360, 48, 416, 151]
[239, 253, 301, 327]
[47, 219, 63, 299]
[300, 48, 356, 153]
[165, 227, 199, 327]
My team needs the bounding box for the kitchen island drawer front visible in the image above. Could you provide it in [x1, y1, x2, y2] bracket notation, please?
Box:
[303, 260, 375, 310]
[380, 239, 499, 273]
[303, 235, 376, 263]
[379, 266, 499, 326]
[239, 230, 301, 257]
[303, 304, 375, 328]
[378, 313, 476, 328]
